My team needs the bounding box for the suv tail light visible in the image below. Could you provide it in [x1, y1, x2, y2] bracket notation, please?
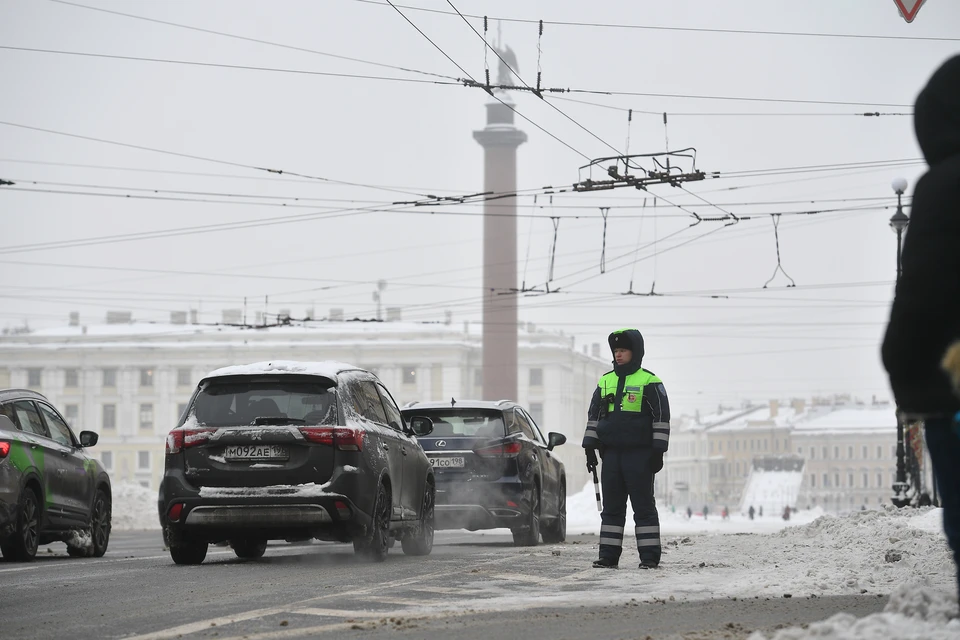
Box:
[299, 427, 364, 451]
[474, 441, 522, 457]
[165, 427, 217, 454]
[0, 441, 10, 458]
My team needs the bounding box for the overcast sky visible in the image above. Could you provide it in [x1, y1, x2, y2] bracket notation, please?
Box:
[2, 0, 958, 413]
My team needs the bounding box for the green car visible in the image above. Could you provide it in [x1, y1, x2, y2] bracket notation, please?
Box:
[0, 389, 112, 561]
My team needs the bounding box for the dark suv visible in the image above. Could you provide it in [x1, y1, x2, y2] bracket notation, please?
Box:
[0, 389, 111, 561]
[400, 399, 566, 546]
[158, 361, 435, 565]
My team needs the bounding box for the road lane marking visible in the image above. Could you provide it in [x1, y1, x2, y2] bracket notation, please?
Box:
[292, 607, 387, 618]
[119, 554, 521, 640]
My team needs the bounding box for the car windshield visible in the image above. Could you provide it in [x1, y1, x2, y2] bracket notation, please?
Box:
[191, 378, 337, 427]
[408, 409, 505, 438]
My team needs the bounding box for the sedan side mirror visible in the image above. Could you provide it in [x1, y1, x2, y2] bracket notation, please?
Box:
[547, 432, 566, 450]
[79, 431, 99, 448]
[407, 416, 434, 437]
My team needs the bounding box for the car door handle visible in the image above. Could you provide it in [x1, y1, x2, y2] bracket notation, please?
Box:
[381, 443, 390, 450]
[401, 447, 408, 456]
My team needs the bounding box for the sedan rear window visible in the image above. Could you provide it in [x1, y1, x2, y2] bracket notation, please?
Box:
[191, 379, 337, 427]
[407, 410, 504, 438]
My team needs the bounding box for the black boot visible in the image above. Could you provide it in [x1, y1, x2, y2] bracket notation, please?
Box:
[638, 558, 659, 569]
[592, 557, 618, 569]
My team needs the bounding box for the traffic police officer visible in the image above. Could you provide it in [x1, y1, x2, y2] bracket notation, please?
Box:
[582, 328, 670, 569]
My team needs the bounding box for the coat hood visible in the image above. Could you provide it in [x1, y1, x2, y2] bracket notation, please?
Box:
[608, 328, 645, 376]
[914, 54, 960, 166]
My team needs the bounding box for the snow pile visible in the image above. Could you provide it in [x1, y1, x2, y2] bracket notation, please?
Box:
[767, 506, 949, 595]
[748, 580, 959, 639]
[566, 481, 824, 535]
[111, 482, 160, 530]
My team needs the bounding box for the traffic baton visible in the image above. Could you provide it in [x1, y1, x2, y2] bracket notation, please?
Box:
[592, 468, 602, 511]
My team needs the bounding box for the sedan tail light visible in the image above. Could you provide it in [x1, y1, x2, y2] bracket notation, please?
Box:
[165, 427, 218, 454]
[0, 441, 10, 458]
[299, 426, 364, 451]
[474, 441, 522, 457]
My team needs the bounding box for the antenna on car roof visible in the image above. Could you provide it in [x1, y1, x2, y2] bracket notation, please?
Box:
[450, 397, 457, 407]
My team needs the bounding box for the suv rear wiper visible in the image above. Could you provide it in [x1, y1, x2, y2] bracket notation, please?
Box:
[251, 417, 306, 426]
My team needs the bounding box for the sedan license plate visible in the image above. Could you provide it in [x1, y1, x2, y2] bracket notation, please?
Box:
[224, 444, 289, 461]
[429, 456, 464, 468]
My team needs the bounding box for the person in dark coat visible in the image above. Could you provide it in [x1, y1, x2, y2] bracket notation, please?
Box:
[582, 328, 670, 569]
[881, 53, 960, 599]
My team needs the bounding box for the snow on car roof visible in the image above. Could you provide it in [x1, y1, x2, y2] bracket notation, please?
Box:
[401, 399, 516, 411]
[203, 360, 361, 381]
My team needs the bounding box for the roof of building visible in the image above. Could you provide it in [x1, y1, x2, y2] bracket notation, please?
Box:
[791, 406, 896, 434]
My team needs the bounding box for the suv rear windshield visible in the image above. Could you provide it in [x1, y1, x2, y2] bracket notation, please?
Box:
[409, 409, 505, 438]
[191, 378, 337, 427]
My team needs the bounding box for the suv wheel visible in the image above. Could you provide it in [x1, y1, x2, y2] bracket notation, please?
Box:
[170, 540, 208, 565]
[401, 482, 435, 556]
[353, 483, 390, 562]
[541, 484, 566, 544]
[511, 487, 541, 547]
[90, 489, 111, 557]
[1, 488, 40, 561]
[231, 539, 267, 559]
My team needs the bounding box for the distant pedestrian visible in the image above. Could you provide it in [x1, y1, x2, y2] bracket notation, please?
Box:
[758, 506, 763, 518]
[582, 328, 671, 570]
[782, 505, 791, 521]
[686, 506, 693, 520]
[703, 505, 709, 520]
[882, 53, 960, 600]
[748, 505, 755, 520]
[721, 506, 729, 520]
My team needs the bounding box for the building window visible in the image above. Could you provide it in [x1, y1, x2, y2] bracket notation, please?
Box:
[529, 368, 543, 387]
[528, 402, 543, 426]
[847, 446, 853, 459]
[474, 369, 482, 387]
[876, 445, 883, 459]
[862, 472, 868, 488]
[822, 446, 828, 459]
[137, 451, 150, 470]
[797, 446, 802, 455]
[823, 473, 829, 488]
[848, 473, 854, 488]
[774, 439, 779, 452]
[27, 368, 42, 387]
[140, 368, 154, 387]
[810, 474, 816, 488]
[64, 404, 79, 427]
[103, 368, 117, 388]
[833, 446, 839, 459]
[877, 473, 883, 488]
[834, 472, 840, 488]
[810, 448, 815, 460]
[102, 404, 116, 430]
[139, 403, 153, 429]
[101, 451, 113, 470]
[710, 441, 714, 453]
[65, 369, 79, 388]
[176, 368, 191, 387]
[862, 445, 868, 459]
[401, 366, 416, 385]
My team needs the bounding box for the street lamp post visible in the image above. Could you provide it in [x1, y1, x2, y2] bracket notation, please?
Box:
[890, 177, 911, 508]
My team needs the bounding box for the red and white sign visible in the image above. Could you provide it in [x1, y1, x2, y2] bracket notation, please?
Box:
[893, 0, 927, 23]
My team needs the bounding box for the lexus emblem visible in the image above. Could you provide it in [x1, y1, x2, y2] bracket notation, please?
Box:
[435, 440, 447, 447]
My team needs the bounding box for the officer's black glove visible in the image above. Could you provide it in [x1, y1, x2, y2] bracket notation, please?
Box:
[651, 451, 664, 474]
[585, 448, 599, 473]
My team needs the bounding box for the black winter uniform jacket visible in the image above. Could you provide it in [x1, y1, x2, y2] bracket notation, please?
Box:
[881, 54, 960, 417]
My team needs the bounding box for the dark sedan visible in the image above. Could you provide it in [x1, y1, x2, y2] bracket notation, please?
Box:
[401, 399, 566, 546]
[0, 389, 111, 561]
[158, 361, 436, 565]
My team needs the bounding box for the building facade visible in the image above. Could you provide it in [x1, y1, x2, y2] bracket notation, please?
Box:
[0, 318, 608, 492]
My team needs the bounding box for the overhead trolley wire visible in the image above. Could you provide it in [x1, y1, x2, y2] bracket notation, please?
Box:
[347, 0, 960, 43]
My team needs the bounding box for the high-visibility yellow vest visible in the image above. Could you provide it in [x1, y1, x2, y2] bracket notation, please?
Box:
[598, 369, 660, 414]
